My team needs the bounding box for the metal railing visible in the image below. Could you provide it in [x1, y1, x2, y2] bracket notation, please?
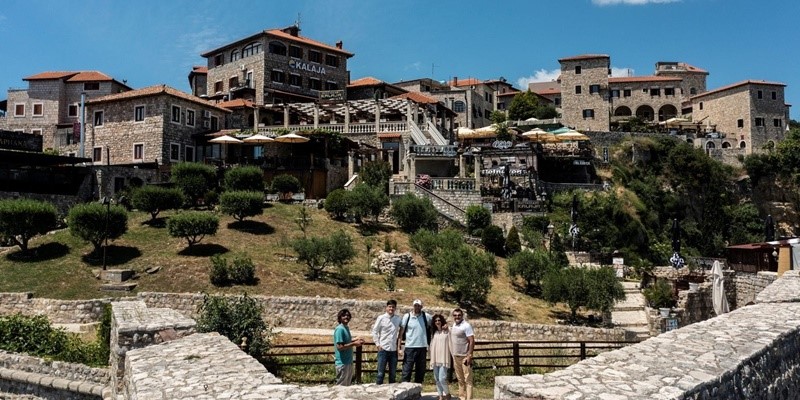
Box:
[409, 145, 458, 157]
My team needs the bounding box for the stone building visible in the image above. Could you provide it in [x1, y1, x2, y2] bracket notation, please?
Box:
[187, 66, 208, 97]
[654, 61, 708, 99]
[558, 54, 612, 131]
[1, 71, 131, 152]
[347, 76, 407, 101]
[691, 80, 790, 154]
[608, 76, 684, 123]
[200, 24, 353, 119]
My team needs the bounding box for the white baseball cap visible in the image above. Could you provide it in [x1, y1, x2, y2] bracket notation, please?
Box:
[412, 299, 423, 306]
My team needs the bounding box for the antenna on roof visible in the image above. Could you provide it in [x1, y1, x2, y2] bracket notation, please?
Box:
[295, 13, 301, 29]
[431, 63, 438, 79]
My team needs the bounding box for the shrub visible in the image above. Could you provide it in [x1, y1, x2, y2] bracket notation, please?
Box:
[507, 249, 553, 294]
[0, 199, 58, 253]
[643, 279, 676, 309]
[204, 190, 219, 208]
[209, 254, 256, 286]
[196, 293, 273, 364]
[359, 160, 392, 191]
[0, 314, 107, 367]
[219, 191, 263, 221]
[171, 163, 217, 207]
[410, 229, 463, 263]
[67, 202, 128, 253]
[130, 186, 184, 221]
[209, 255, 229, 286]
[167, 211, 219, 247]
[481, 225, 506, 256]
[390, 193, 438, 233]
[224, 166, 264, 192]
[586, 267, 626, 314]
[292, 230, 356, 281]
[505, 226, 522, 255]
[270, 174, 302, 196]
[430, 245, 496, 304]
[466, 205, 492, 236]
[348, 183, 388, 224]
[324, 188, 349, 220]
[542, 267, 589, 322]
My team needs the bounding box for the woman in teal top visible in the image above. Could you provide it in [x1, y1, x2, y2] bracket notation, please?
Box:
[333, 308, 364, 386]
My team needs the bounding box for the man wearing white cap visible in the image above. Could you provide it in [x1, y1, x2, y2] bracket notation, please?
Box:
[397, 299, 431, 383]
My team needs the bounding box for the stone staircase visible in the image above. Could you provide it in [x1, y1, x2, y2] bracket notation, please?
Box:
[611, 281, 650, 340]
[404, 183, 467, 226]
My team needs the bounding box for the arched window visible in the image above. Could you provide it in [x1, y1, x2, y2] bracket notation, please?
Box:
[242, 42, 262, 58]
[614, 106, 632, 116]
[722, 142, 731, 148]
[739, 141, 747, 149]
[453, 100, 465, 113]
[706, 141, 715, 149]
[230, 49, 240, 62]
[268, 41, 286, 56]
[635, 105, 655, 121]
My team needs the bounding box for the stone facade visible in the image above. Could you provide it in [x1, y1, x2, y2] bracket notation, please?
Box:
[654, 61, 708, 98]
[559, 55, 611, 131]
[733, 270, 778, 308]
[0, 351, 108, 399]
[0, 293, 109, 324]
[608, 77, 683, 121]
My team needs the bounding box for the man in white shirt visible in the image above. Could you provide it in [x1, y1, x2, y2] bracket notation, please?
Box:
[371, 299, 400, 384]
[450, 308, 475, 400]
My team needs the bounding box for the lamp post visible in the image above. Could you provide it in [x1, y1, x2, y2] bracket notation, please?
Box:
[546, 222, 555, 253]
[100, 196, 110, 270]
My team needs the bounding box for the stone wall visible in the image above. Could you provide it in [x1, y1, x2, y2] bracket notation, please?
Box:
[0, 352, 108, 400]
[0, 351, 109, 386]
[559, 56, 611, 131]
[0, 293, 109, 324]
[370, 251, 416, 277]
[732, 270, 777, 309]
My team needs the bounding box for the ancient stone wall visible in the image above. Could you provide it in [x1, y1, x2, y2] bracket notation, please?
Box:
[0, 351, 109, 385]
[732, 270, 777, 309]
[0, 293, 109, 324]
[0, 352, 108, 399]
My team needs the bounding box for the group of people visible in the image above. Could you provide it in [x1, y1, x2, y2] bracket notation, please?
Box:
[333, 299, 475, 400]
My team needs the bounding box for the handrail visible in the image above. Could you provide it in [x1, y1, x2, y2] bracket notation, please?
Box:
[408, 120, 430, 145]
[408, 144, 458, 157]
[426, 120, 448, 146]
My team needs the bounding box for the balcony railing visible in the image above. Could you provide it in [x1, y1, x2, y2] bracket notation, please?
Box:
[258, 121, 409, 136]
[409, 145, 458, 157]
[428, 177, 476, 191]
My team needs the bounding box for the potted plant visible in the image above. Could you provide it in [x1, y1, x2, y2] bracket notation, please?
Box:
[644, 279, 676, 317]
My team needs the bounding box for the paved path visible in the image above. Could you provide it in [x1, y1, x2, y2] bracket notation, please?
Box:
[611, 281, 650, 340]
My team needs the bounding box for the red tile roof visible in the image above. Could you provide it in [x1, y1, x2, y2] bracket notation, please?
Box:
[23, 71, 79, 80]
[609, 76, 682, 84]
[691, 80, 786, 100]
[65, 71, 114, 82]
[498, 90, 521, 98]
[534, 87, 561, 95]
[390, 92, 439, 104]
[218, 99, 256, 109]
[377, 133, 402, 139]
[266, 29, 353, 56]
[451, 78, 483, 87]
[348, 77, 384, 87]
[679, 63, 707, 74]
[192, 66, 208, 74]
[86, 84, 231, 113]
[558, 54, 610, 62]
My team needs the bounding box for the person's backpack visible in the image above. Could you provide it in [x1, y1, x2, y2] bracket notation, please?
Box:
[402, 312, 432, 344]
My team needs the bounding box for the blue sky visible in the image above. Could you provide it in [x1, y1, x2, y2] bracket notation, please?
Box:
[1, 0, 798, 119]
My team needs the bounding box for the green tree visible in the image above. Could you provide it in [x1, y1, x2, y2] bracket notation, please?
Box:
[348, 183, 389, 224]
[167, 211, 219, 248]
[430, 245, 496, 304]
[508, 90, 558, 121]
[291, 230, 356, 280]
[507, 249, 554, 294]
[67, 202, 128, 254]
[270, 174, 302, 198]
[196, 293, 273, 364]
[0, 199, 58, 254]
[542, 267, 589, 322]
[224, 166, 264, 192]
[586, 267, 626, 315]
[465, 205, 491, 236]
[295, 207, 312, 238]
[390, 193, 439, 233]
[481, 225, 506, 256]
[324, 188, 350, 220]
[409, 229, 464, 262]
[505, 226, 522, 255]
[359, 160, 393, 192]
[171, 163, 217, 207]
[219, 191, 264, 221]
[130, 186, 184, 221]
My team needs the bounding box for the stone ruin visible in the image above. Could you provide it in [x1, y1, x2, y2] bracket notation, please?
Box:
[370, 250, 416, 277]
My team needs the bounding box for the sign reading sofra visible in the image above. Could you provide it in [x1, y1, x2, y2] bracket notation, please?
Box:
[289, 59, 327, 75]
[0, 130, 43, 152]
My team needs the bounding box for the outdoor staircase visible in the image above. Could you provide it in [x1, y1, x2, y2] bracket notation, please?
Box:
[403, 183, 467, 226]
[611, 281, 651, 341]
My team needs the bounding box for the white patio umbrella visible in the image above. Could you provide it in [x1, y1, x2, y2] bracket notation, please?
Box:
[242, 133, 275, 143]
[712, 260, 729, 315]
[209, 135, 243, 163]
[274, 132, 310, 143]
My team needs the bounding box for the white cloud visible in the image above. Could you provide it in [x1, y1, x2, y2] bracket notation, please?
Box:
[404, 61, 422, 71]
[517, 69, 560, 89]
[611, 67, 635, 77]
[592, 0, 680, 5]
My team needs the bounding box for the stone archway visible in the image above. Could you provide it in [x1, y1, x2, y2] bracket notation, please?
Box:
[635, 105, 655, 121]
[722, 142, 732, 148]
[614, 106, 632, 116]
[706, 141, 716, 149]
[658, 105, 678, 121]
[739, 141, 747, 149]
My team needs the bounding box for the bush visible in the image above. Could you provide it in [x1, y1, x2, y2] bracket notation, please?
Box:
[196, 293, 273, 364]
[390, 193, 438, 233]
[209, 254, 256, 286]
[292, 230, 356, 280]
[67, 202, 128, 253]
[324, 188, 349, 220]
[359, 160, 392, 191]
[430, 245, 496, 304]
[171, 163, 217, 207]
[586, 267, 626, 314]
[0, 199, 58, 253]
[209, 255, 229, 285]
[505, 226, 522, 255]
[0, 314, 107, 367]
[466, 205, 492, 236]
[542, 267, 588, 322]
[348, 183, 388, 223]
[507, 249, 553, 294]
[270, 174, 302, 196]
[219, 191, 264, 221]
[644, 279, 675, 309]
[410, 229, 463, 263]
[130, 186, 184, 221]
[204, 190, 219, 208]
[167, 211, 219, 247]
[481, 225, 506, 256]
[224, 166, 264, 192]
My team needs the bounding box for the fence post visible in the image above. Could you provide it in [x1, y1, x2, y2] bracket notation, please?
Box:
[512, 342, 520, 375]
[579, 342, 586, 360]
[355, 346, 363, 383]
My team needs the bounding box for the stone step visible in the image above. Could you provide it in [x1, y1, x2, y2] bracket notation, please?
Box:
[611, 310, 649, 327]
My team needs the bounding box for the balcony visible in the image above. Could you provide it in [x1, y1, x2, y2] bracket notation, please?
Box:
[409, 145, 458, 157]
[258, 121, 409, 136]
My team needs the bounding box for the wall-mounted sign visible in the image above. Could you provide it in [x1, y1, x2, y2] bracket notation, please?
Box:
[492, 140, 513, 149]
[481, 168, 527, 177]
[0, 130, 43, 152]
[289, 59, 327, 75]
[572, 160, 591, 166]
[319, 90, 345, 102]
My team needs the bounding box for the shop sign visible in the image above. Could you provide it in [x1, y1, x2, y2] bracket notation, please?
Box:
[319, 90, 345, 102]
[0, 130, 42, 152]
[572, 160, 591, 166]
[481, 168, 527, 176]
[492, 140, 512, 149]
[289, 59, 327, 75]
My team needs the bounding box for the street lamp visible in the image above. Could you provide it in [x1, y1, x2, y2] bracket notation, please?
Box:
[546, 222, 555, 253]
[99, 196, 110, 270]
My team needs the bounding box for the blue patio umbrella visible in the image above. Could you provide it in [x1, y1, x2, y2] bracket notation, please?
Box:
[569, 194, 579, 249]
[670, 218, 684, 269]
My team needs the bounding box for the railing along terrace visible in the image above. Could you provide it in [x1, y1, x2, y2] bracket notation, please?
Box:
[259, 122, 409, 136]
[540, 182, 605, 193]
[409, 145, 458, 157]
[429, 177, 476, 191]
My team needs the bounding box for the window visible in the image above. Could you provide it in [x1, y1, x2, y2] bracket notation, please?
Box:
[214, 81, 223, 93]
[229, 76, 239, 88]
[14, 104, 25, 116]
[589, 84, 600, 94]
[699, 102, 703, 110]
[575, 66, 582, 74]
[185, 146, 195, 163]
[772, 91, 777, 100]
[665, 87, 675, 96]
[610, 90, 620, 98]
[453, 100, 466, 113]
[32, 103, 43, 116]
[289, 45, 303, 58]
[484, 110, 491, 120]
[170, 143, 180, 162]
[134, 105, 145, 122]
[309, 50, 321, 63]
[242, 42, 262, 58]
[757, 90, 763, 99]
[268, 41, 286, 56]
[133, 143, 144, 160]
[93, 147, 102, 162]
[325, 54, 339, 67]
[755, 117, 764, 127]
[93, 110, 104, 126]
[213, 54, 224, 67]
[324, 81, 339, 90]
[171, 105, 181, 124]
[186, 109, 195, 126]
[230, 49, 239, 62]
[650, 88, 660, 96]
[554, 97, 561, 106]
[774, 119, 782, 127]
[582, 109, 595, 119]
[690, 87, 697, 95]
[737, 119, 744, 128]
[84, 82, 100, 91]
[246, 71, 253, 88]
[289, 74, 302, 87]
[308, 78, 321, 90]
[31, 129, 42, 135]
[271, 70, 285, 83]
[68, 104, 78, 117]
[575, 85, 582, 94]
[623, 89, 631, 97]
[210, 116, 219, 131]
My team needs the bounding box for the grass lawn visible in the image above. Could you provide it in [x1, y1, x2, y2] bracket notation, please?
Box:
[0, 202, 566, 324]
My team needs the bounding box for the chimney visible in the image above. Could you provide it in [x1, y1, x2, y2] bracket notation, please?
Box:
[335, 41, 343, 49]
[452, 76, 458, 87]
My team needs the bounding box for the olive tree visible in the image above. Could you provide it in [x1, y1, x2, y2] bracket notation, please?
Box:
[0, 199, 58, 254]
[130, 186, 184, 221]
[67, 202, 128, 254]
